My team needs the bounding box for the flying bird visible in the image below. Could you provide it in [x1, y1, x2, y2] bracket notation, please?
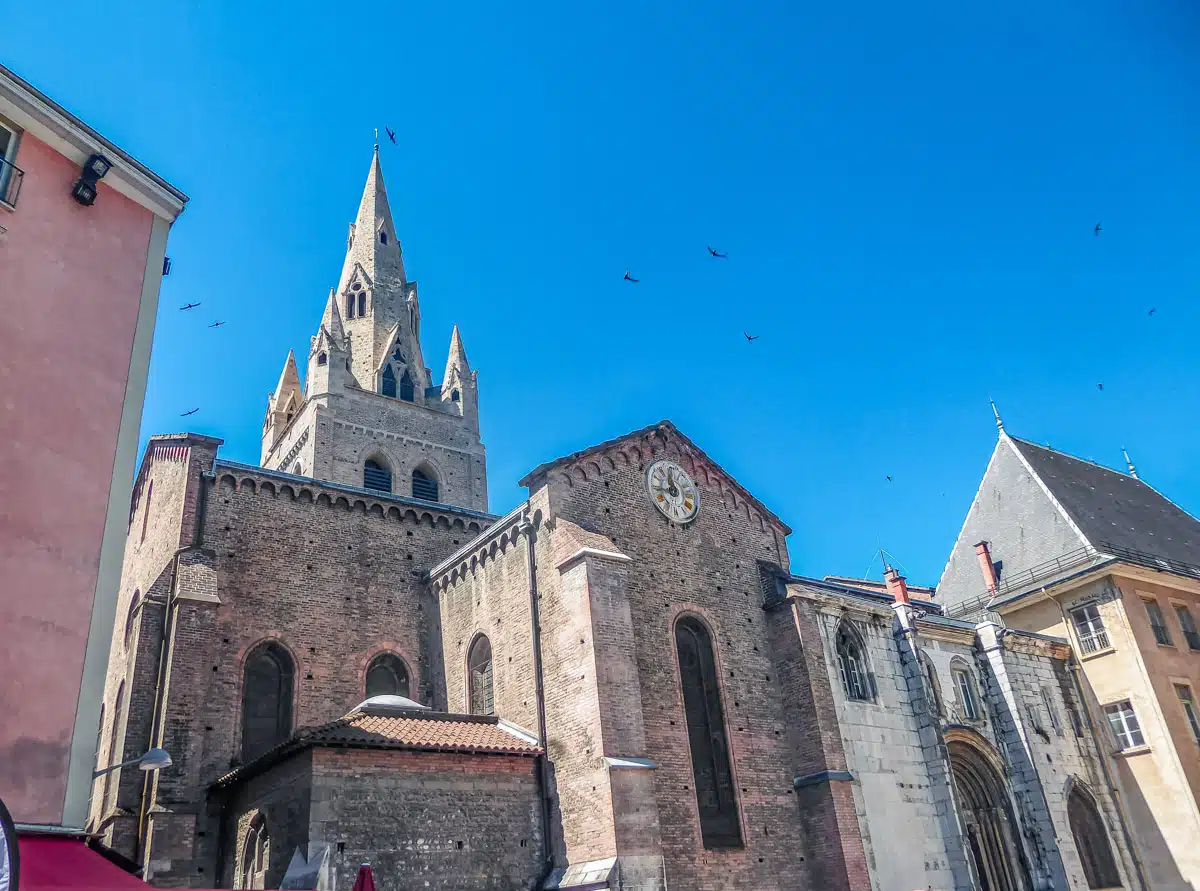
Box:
[209, 321, 225, 328]
[179, 302, 201, 311]
[1149, 308, 1156, 316]
[886, 475, 893, 482]
[708, 246, 728, 258]
[1094, 222, 1102, 236]
[181, 408, 199, 417]
[1097, 382, 1104, 391]
[744, 332, 759, 342]
[623, 270, 639, 283]
[385, 126, 396, 145]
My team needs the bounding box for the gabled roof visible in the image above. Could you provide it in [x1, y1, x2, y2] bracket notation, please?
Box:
[1008, 436, 1200, 566]
[518, 420, 791, 534]
[212, 702, 540, 789]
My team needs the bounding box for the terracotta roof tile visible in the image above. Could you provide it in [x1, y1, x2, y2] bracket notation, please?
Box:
[308, 711, 541, 755]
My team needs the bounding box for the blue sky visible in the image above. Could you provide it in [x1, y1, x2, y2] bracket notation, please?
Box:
[8, 1, 1200, 584]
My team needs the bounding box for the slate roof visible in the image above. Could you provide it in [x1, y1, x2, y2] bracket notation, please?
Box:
[1008, 437, 1200, 566]
[213, 703, 540, 789]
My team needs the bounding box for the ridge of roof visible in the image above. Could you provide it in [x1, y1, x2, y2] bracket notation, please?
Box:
[518, 419, 791, 534]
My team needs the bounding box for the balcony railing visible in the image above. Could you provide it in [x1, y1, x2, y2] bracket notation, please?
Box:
[0, 156, 24, 207]
[1078, 630, 1111, 654]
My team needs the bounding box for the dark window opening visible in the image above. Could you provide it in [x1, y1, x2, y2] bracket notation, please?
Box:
[380, 230, 388, 245]
[140, 480, 153, 542]
[675, 616, 742, 848]
[381, 365, 397, 397]
[241, 642, 294, 763]
[124, 591, 141, 650]
[317, 352, 327, 366]
[836, 621, 872, 701]
[345, 294, 355, 319]
[365, 653, 410, 699]
[358, 292, 366, 316]
[451, 389, 461, 402]
[392, 347, 404, 362]
[468, 636, 494, 716]
[364, 458, 392, 492]
[412, 467, 439, 502]
[1068, 785, 1121, 889]
[399, 369, 414, 401]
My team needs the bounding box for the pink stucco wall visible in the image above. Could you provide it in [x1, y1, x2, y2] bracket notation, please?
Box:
[0, 132, 155, 824]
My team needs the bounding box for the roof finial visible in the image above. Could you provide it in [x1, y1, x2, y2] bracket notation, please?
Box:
[990, 399, 1005, 433]
[1123, 447, 1139, 479]
[373, 128, 379, 152]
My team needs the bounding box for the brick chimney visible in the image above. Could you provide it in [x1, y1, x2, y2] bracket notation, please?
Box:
[884, 567, 910, 605]
[974, 541, 999, 594]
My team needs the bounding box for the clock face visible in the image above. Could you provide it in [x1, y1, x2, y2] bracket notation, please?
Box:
[646, 460, 700, 523]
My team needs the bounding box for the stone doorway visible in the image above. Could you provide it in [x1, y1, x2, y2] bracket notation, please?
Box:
[948, 739, 1031, 891]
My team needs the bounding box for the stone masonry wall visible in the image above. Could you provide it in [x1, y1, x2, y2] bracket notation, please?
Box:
[307, 747, 542, 891]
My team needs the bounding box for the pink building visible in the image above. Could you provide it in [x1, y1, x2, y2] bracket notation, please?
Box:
[0, 63, 187, 833]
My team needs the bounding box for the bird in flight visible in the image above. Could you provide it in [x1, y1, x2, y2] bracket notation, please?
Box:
[1094, 222, 1102, 236]
[744, 332, 759, 342]
[181, 408, 199, 417]
[1097, 382, 1104, 391]
[385, 126, 397, 145]
[209, 321, 225, 328]
[623, 270, 639, 283]
[179, 302, 201, 311]
[708, 246, 728, 258]
[1149, 308, 1156, 316]
[886, 475, 893, 482]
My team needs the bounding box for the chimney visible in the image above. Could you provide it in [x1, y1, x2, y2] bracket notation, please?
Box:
[884, 567, 910, 605]
[975, 541, 999, 594]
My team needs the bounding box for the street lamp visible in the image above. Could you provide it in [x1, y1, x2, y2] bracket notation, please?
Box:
[92, 748, 172, 779]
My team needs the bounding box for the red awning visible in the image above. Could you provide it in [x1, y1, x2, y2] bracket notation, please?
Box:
[18, 836, 150, 891]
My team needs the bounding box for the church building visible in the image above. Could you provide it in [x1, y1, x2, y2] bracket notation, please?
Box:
[90, 150, 1145, 891]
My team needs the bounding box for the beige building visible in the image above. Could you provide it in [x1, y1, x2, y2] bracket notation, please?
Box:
[938, 424, 1200, 889]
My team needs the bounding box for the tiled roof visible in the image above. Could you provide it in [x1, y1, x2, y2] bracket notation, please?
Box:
[213, 703, 540, 789]
[1009, 437, 1200, 567]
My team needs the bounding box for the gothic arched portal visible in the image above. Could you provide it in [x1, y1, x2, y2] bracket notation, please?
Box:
[947, 738, 1031, 891]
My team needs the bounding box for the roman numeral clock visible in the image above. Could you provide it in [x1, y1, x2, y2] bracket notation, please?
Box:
[646, 459, 700, 523]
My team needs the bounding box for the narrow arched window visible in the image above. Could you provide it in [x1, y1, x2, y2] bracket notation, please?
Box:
[451, 389, 460, 402]
[952, 661, 981, 721]
[381, 364, 397, 397]
[238, 813, 270, 890]
[140, 480, 153, 542]
[317, 352, 327, 366]
[365, 653, 410, 699]
[836, 621, 871, 701]
[345, 294, 355, 319]
[468, 635, 494, 716]
[358, 291, 366, 316]
[103, 681, 126, 813]
[241, 642, 294, 763]
[1068, 785, 1121, 889]
[412, 467, 439, 502]
[380, 230, 388, 245]
[363, 458, 392, 493]
[399, 369, 415, 402]
[675, 617, 741, 848]
[123, 591, 141, 650]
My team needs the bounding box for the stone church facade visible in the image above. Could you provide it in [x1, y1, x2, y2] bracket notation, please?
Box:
[89, 151, 1144, 891]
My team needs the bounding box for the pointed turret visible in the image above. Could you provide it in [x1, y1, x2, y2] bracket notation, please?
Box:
[443, 324, 471, 383]
[340, 146, 406, 293]
[272, 350, 302, 411]
[441, 324, 478, 428]
[319, 288, 346, 344]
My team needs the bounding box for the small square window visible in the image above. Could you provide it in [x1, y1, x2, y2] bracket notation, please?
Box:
[1104, 700, 1145, 750]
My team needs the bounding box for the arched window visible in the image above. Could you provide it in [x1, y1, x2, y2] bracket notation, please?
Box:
[952, 660, 982, 721]
[380, 230, 388, 245]
[365, 653, 410, 699]
[836, 621, 871, 701]
[381, 365, 397, 397]
[919, 649, 943, 717]
[103, 681, 126, 814]
[241, 642, 294, 763]
[412, 467, 439, 502]
[451, 388, 460, 403]
[317, 352, 327, 367]
[358, 291, 366, 316]
[345, 293, 355, 319]
[364, 458, 392, 492]
[238, 813, 270, 890]
[675, 617, 741, 848]
[140, 480, 153, 542]
[1068, 784, 1121, 889]
[468, 635, 494, 716]
[123, 591, 141, 650]
[399, 369, 415, 402]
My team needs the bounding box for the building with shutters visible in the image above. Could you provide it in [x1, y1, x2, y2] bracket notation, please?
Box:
[93, 148, 1148, 891]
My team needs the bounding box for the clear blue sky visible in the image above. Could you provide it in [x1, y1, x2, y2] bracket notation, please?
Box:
[8, 1, 1200, 585]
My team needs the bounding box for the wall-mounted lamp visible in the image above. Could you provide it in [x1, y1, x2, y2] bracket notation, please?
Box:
[92, 747, 172, 778]
[71, 153, 113, 207]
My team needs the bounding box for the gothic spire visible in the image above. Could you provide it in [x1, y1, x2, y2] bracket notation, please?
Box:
[340, 146, 406, 291]
[443, 324, 471, 383]
[271, 350, 302, 410]
[319, 288, 346, 344]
